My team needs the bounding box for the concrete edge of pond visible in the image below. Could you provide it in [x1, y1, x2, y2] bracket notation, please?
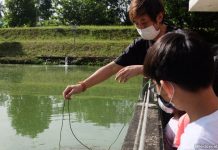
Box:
[122, 101, 164, 150]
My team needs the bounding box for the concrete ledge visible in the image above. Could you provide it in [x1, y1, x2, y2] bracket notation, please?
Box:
[144, 107, 163, 150]
[122, 105, 142, 150]
[122, 103, 163, 150]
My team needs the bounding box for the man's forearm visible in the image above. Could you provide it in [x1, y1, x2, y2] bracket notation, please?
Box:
[82, 62, 123, 89]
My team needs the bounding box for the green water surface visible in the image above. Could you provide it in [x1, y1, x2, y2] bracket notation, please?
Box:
[0, 64, 142, 150]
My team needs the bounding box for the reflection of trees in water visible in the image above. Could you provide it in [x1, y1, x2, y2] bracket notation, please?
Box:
[69, 98, 135, 127]
[0, 65, 24, 83]
[8, 95, 52, 138]
[0, 92, 13, 106]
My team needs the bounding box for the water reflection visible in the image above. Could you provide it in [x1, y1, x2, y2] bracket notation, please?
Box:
[70, 98, 134, 127]
[0, 64, 141, 150]
[8, 95, 52, 138]
[0, 64, 24, 83]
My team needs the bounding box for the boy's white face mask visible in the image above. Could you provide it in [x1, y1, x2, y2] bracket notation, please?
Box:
[136, 25, 160, 40]
[157, 82, 175, 114]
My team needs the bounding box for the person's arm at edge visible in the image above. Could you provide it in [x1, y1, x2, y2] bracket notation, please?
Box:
[115, 65, 144, 83]
[83, 61, 123, 88]
[63, 61, 123, 100]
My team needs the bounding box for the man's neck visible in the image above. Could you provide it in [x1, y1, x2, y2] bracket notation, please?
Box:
[154, 24, 167, 41]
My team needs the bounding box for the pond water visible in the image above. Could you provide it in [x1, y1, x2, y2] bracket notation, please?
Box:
[0, 64, 142, 150]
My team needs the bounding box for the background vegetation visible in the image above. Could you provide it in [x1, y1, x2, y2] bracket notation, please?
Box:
[0, 26, 137, 65]
[0, 0, 217, 64]
[0, 1, 217, 33]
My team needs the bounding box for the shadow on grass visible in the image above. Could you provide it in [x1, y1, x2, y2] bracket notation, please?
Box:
[0, 42, 24, 57]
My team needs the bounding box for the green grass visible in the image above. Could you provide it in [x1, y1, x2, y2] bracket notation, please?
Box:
[0, 26, 138, 65]
[0, 25, 137, 40]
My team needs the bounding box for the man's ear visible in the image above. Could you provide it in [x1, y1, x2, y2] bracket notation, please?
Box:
[156, 12, 164, 24]
[160, 80, 173, 98]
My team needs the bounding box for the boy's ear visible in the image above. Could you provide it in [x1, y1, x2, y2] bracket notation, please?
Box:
[160, 80, 173, 98]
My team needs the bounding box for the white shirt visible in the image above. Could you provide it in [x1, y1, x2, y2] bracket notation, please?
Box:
[178, 110, 218, 150]
[164, 117, 179, 150]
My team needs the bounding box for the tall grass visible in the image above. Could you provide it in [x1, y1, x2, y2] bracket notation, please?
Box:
[0, 26, 138, 65]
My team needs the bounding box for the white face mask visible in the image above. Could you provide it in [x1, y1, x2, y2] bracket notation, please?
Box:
[157, 85, 174, 114]
[158, 98, 174, 114]
[137, 25, 160, 40]
[155, 82, 176, 114]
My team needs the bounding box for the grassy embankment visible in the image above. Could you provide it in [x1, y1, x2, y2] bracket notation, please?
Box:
[0, 26, 138, 65]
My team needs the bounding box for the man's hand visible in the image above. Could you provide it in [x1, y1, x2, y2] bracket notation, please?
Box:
[115, 65, 143, 83]
[63, 84, 83, 100]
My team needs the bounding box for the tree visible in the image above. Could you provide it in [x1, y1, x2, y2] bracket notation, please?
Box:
[118, 0, 131, 25]
[164, 0, 218, 43]
[0, 1, 5, 26]
[0, 1, 4, 19]
[39, 0, 53, 20]
[5, 0, 37, 27]
[55, 0, 125, 25]
[164, 0, 218, 30]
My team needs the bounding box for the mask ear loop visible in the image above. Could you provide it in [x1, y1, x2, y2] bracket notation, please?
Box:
[158, 84, 163, 95]
[169, 82, 175, 107]
[153, 23, 160, 32]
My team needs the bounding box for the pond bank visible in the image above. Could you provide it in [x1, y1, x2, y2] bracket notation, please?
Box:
[0, 56, 115, 65]
[39, 56, 115, 65]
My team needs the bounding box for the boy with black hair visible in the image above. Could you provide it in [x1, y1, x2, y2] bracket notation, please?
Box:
[143, 30, 218, 149]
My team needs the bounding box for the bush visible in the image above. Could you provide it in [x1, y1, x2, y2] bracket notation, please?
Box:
[164, 0, 218, 43]
[0, 26, 137, 40]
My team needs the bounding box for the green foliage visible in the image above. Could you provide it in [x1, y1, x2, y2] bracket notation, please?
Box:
[164, 0, 218, 43]
[55, 0, 129, 25]
[39, 0, 53, 20]
[0, 1, 4, 19]
[0, 26, 137, 40]
[0, 0, 217, 33]
[4, 0, 37, 27]
[164, 0, 218, 29]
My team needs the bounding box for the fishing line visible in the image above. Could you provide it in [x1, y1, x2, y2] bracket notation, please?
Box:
[139, 79, 151, 100]
[59, 80, 151, 150]
[107, 79, 151, 150]
[59, 99, 132, 150]
[142, 79, 151, 92]
[107, 123, 125, 150]
[58, 100, 92, 150]
[67, 100, 92, 150]
[59, 98, 65, 150]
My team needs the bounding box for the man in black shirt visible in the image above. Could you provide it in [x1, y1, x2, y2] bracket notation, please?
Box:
[63, 0, 173, 98]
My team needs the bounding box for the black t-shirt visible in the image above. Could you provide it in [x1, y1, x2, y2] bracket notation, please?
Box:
[114, 26, 176, 66]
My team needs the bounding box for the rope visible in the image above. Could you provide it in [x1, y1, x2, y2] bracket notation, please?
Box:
[107, 123, 126, 150]
[59, 99, 65, 150]
[67, 100, 92, 150]
[58, 100, 92, 150]
[58, 80, 151, 150]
